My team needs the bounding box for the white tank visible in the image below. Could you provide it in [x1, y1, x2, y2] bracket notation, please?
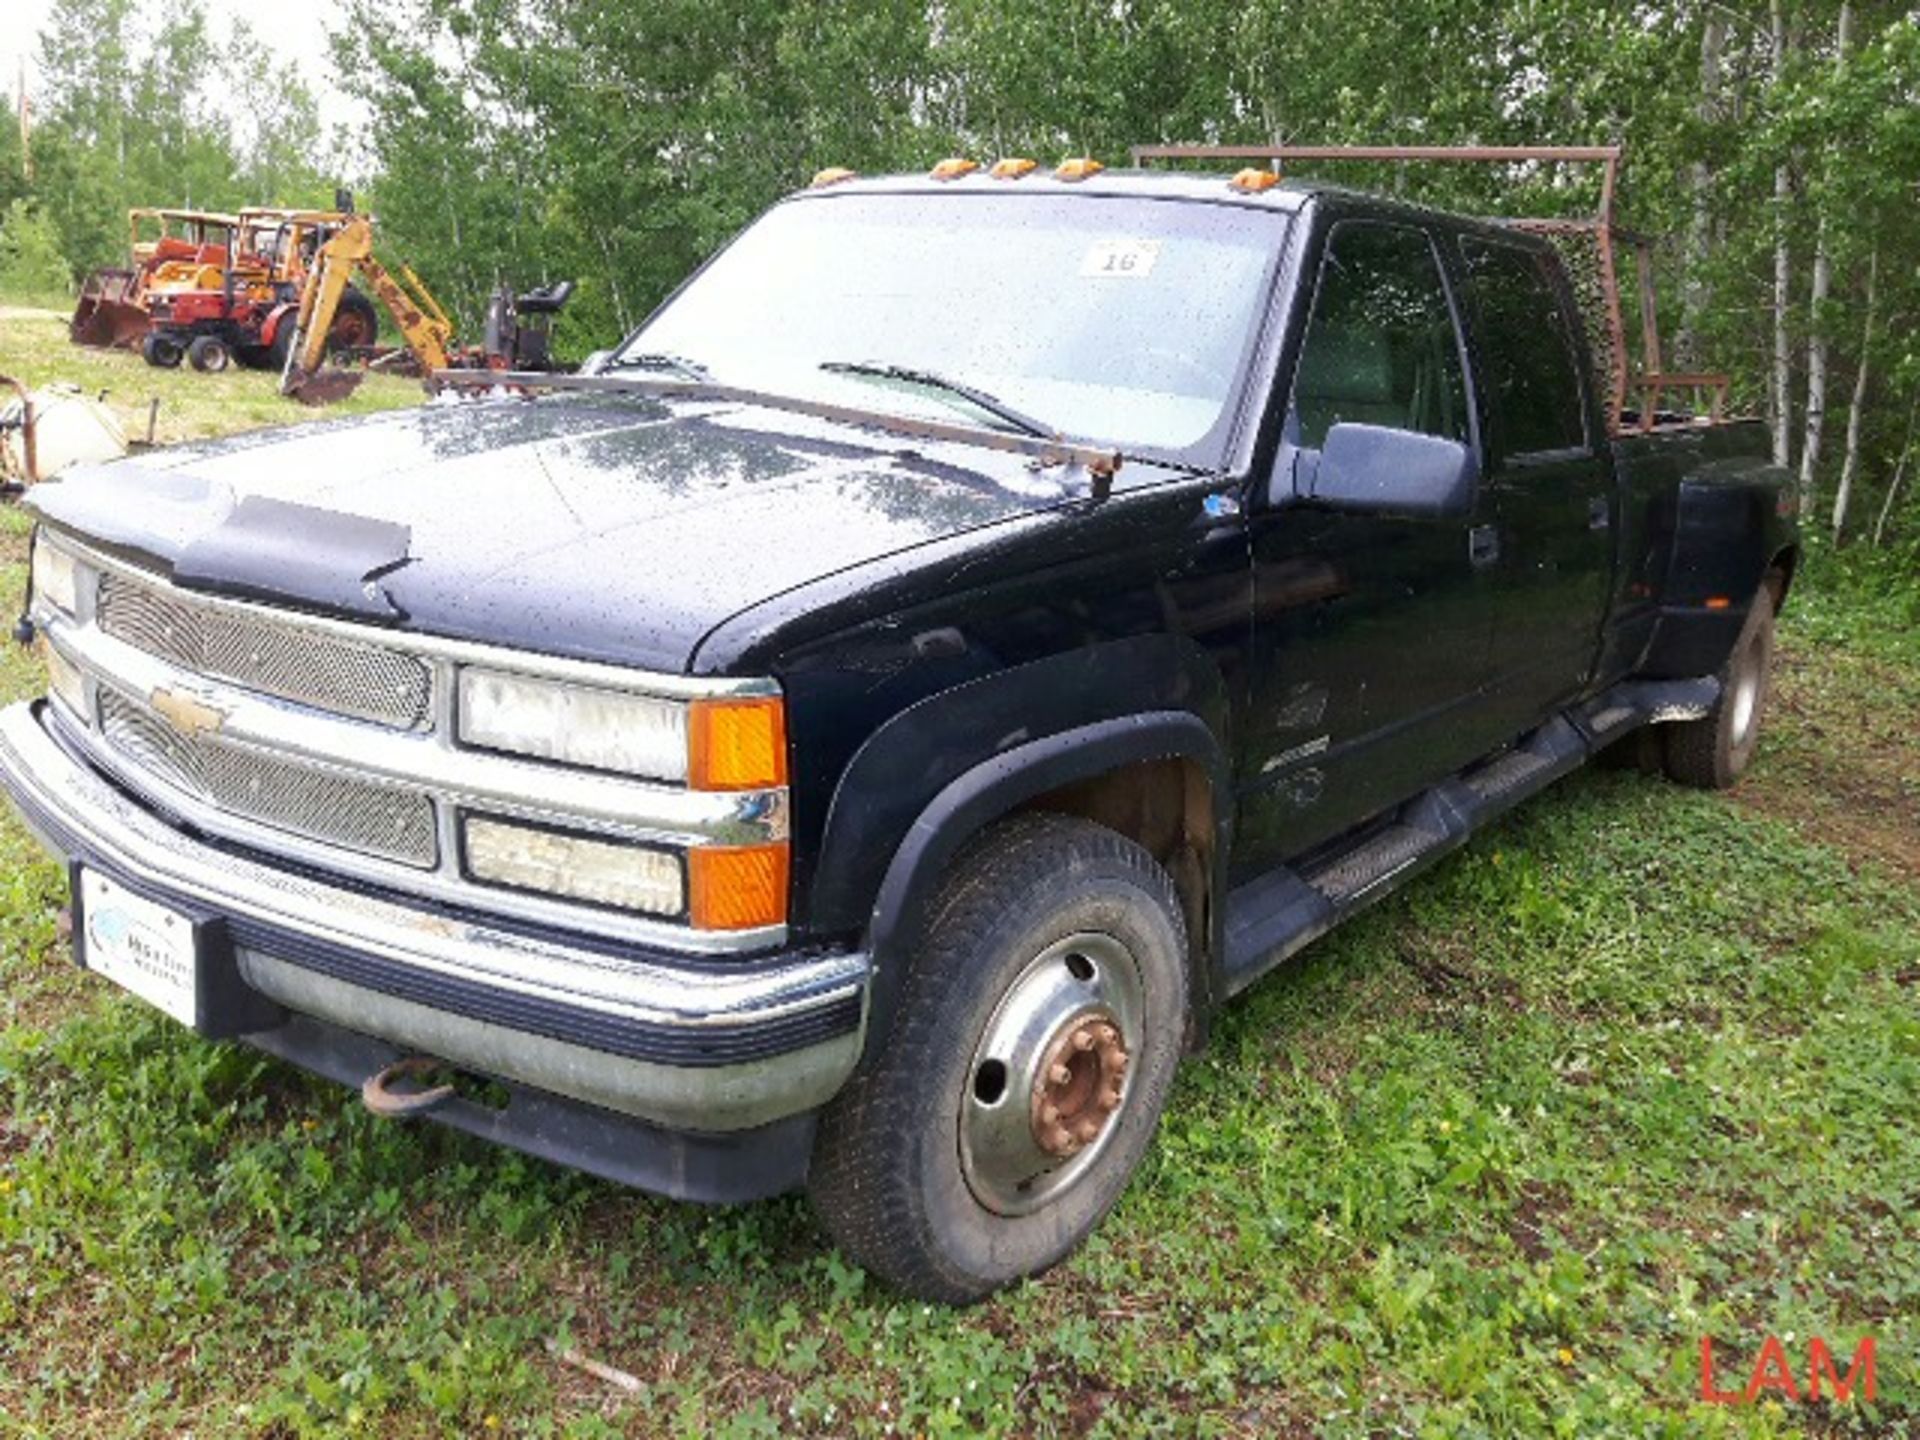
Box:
[2, 383, 130, 484]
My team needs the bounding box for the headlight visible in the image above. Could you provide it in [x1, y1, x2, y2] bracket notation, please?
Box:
[30, 533, 80, 616]
[458, 671, 789, 790]
[458, 670, 690, 780]
[462, 815, 685, 916]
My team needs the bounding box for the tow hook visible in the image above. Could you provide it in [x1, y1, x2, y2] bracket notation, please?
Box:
[361, 1055, 457, 1119]
[11, 615, 33, 648]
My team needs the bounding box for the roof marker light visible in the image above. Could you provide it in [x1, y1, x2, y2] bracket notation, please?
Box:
[1230, 167, 1280, 193]
[989, 157, 1038, 179]
[1055, 157, 1105, 182]
[930, 157, 979, 180]
[810, 167, 857, 188]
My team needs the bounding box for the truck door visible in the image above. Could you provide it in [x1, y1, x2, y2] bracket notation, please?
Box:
[1236, 218, 1498, 875]
[1456, 236, 1615, 735]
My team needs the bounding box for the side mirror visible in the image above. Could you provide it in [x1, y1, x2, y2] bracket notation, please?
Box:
[1303, 423, 1477, 517]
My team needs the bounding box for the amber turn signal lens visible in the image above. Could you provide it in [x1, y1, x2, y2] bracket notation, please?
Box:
[688, 696, 788, 791]
[1704, 595, 1732, 610]
[688, 844, 789, 930]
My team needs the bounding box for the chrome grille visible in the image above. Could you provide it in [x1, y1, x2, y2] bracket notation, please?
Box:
[97, 572, 434, 731]
[98, 692, 440, 868]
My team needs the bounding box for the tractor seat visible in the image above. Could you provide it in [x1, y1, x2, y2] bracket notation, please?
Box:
[515, 281, 575, 315]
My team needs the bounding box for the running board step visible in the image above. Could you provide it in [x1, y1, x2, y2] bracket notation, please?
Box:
[1218, 675, 1720, 997]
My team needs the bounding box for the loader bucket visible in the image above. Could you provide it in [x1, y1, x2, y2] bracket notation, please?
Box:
[69, 269, 151, 349]
[282, 366, 364, 406]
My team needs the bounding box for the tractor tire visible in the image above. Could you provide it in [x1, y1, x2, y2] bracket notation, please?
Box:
[1663, 577, 1779, 790]
[186, 335, 232, 374]
[141, 332, 184, 369]
[327, 288, 380, 354]
[266, 317, 301, 375]
[809, 813, 1190, 1304]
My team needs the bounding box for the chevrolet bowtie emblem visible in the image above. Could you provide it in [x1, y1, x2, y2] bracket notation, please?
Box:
[149, 686, 228, 739]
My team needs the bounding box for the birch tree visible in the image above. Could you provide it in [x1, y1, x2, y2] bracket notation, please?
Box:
[1797, 0, 1854, 509]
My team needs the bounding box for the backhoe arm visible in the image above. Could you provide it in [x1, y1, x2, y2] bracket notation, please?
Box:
[279, 218, 374, 400]
[280, 217, 461, 403]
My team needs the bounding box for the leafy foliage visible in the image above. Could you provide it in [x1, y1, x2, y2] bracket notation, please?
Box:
[0, 200, 70, 302]
[7, 0, 335, 279]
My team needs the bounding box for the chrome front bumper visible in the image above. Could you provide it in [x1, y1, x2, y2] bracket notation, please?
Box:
[0, 700, 868, 1134]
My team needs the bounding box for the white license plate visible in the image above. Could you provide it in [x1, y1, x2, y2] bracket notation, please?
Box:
[78, 869, 198, 1026]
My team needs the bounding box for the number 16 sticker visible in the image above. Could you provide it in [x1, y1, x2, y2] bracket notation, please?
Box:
[1081, 239, 1163, 278]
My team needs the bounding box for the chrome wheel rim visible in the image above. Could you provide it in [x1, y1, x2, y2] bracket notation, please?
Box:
[958, 932, 1145, 1217]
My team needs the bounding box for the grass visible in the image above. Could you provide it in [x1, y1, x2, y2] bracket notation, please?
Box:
[0, 305, 422, 448]
[2, 322, 1918, 1436]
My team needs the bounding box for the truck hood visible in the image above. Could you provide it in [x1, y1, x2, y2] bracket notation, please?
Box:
[29, 393, 1112, 673]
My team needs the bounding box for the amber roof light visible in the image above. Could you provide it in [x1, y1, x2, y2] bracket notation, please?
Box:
[990, 157, 1038, 179]
[810, 167, 857, 188]
[1055, 157, 1105, 181]
[930, 157, 979, 180]
[1229, 167, 1281, 193]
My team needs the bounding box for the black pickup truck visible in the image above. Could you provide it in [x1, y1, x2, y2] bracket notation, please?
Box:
[3, 159, 1796, 1303]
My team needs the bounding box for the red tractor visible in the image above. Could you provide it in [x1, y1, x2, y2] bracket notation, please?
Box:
[138, 209, 378, 373]
[70, 208, 237, 350]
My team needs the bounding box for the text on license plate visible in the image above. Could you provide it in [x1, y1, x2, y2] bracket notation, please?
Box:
[78, 869, 197, 1026]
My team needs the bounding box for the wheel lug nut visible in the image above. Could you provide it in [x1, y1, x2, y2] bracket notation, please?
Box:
[1039, 1103, 1059, 1125]
[1109, 1051, 1129, 1072]
[1049, 1063, 1071, 1086]
[1099, 1025, 1118, 1046]
[1072, 1029, 1095, 1052]
[1074, 1118, 1100, 1142]
[1100, 1087, 1122, 1110]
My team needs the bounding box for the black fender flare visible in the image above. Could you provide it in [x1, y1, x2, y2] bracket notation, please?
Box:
[847, 708, 1232, 1067]
[1643, 463, 1799, 678]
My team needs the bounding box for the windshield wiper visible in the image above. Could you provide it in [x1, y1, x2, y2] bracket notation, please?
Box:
[819, 360, 1053, 439]
[604, 351, 710, 380]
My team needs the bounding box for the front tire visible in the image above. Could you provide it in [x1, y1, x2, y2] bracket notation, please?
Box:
[141, 332, 183, 368]
[186, 334, 231, 373]
[810, 813, 1190, 1304]
[1663, 577, 1778, 789]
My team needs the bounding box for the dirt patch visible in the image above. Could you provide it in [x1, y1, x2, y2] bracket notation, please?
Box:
[1507, 1181, 1568, 1263]
[1732, 639, 1920, 885]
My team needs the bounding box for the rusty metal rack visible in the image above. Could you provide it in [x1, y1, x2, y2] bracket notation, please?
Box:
[1130, 144, 1732, 436]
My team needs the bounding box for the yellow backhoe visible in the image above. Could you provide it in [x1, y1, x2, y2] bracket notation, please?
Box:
[278, 216, 573, 404]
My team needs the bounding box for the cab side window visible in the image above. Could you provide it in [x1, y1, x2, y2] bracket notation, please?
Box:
[1292, 221, 1470, 449]
[1460, 238, 1589, 458]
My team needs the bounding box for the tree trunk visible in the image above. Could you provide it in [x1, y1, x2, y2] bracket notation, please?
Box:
[1679, 13, 1727, 372]
[1872, 397, 1917, 548]
[1797, 1, 1854, 509]
[1832, 247, 1877, 543]
[1770, 0, 1793, 470]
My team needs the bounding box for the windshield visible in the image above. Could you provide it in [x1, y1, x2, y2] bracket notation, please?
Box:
[618, 192, 1291, 462]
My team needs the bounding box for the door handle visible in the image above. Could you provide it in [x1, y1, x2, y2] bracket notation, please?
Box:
[1468, 524, 1500, 568]
[1588, 495, 1612, 531]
